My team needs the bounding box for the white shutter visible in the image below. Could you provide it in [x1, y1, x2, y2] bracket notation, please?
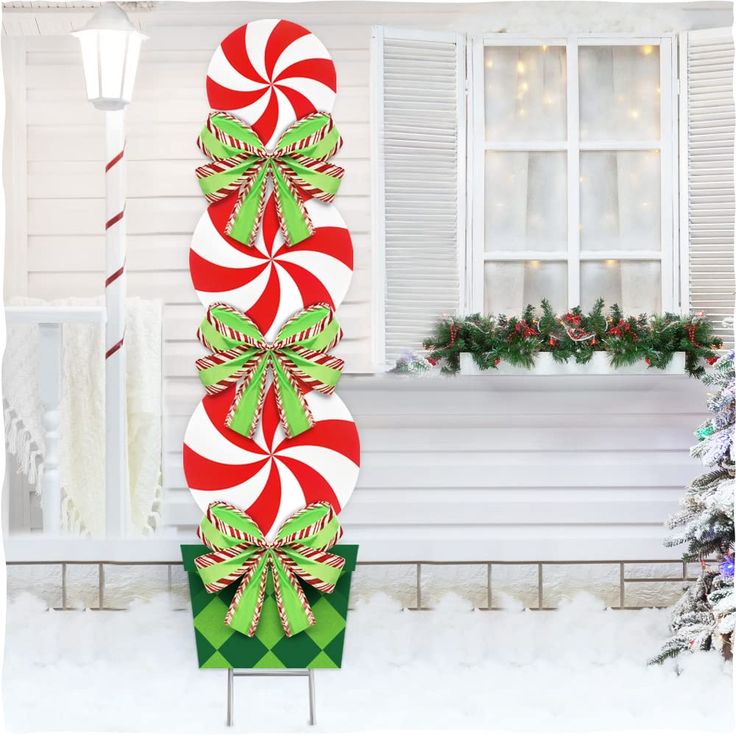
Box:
[683, 28, 735, 344]
[373, 27, 465, 366]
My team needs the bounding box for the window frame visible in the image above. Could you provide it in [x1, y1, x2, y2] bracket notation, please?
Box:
[465, 32, 680, 316]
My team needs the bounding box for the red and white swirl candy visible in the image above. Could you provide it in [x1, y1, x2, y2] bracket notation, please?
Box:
[183, 382, 360, 540]
[190, 193, 353, 341]
[207, 18, 337, 149]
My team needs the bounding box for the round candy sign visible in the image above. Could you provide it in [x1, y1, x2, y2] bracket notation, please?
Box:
[189, 193, 354, 341]
[207, 18, 337, 148]
[183, 382, 360, 540]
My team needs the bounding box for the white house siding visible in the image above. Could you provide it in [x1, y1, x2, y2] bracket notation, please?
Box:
[2, 2, 732, 562]
[162, 374, 710, 562]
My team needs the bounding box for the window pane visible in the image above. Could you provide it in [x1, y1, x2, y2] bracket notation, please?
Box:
[579, 45, 660, 141]
[484, 45, 566, 141]
[485, 151, 567, 252]
[484, 261, 567, 315]
[580, 151, 660, 252]
[581, 260, 661, 313]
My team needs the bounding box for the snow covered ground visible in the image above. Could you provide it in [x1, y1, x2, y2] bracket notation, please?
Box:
[3, 591, 734, 733]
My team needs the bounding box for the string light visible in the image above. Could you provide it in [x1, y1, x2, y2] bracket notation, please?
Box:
[518, 108, 526, 117]
[541, 44, 549, 52]
[486, 58, 494, 69]
[629, 108, 640, 120]
[519, 81, 529, 92]
[641, 45, 654, 56]
[606, 259, 618, 266]
[516, 60, 526, 74]
[528, 260, 541, 267]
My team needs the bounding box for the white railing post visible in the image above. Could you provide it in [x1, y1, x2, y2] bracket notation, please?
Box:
[38, 322, 63, 534]
[104, 109, 129, 537]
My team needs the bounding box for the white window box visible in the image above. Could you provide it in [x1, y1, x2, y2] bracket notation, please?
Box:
[459, 351, 687, 375]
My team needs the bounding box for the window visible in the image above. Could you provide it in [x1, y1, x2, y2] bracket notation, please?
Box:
[469, 35, 675, 317]
[374, 28, 733, 368]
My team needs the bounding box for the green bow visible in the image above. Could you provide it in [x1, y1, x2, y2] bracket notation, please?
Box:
[196, 111, 344, 248]
[196, 302, 344, 439]
[195, 502, 345, 637]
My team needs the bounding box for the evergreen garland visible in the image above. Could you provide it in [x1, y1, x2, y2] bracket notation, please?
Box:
[423, 299, 722, 377]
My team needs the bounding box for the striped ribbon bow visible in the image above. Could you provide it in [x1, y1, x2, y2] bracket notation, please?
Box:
[196, 111, 344, 248]
[196, 302, 344, 439]
[195, 502, 345, 638]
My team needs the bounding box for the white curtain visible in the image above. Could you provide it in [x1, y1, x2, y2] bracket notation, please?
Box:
[578, 45, 662, 313]
[579, 45, 660, 142]
[579, 151, 660, 254]
[483, 43, 662, 314]
[484, 45, 567, 141]
[483, 45, 569, 315]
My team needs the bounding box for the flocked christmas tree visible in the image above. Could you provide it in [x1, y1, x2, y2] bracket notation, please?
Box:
[651, 351, 735, 664]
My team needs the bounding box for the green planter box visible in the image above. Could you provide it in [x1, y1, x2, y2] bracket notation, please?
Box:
[181, 544, 358, 669]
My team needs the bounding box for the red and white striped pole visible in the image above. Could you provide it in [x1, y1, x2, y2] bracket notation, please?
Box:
[104, 109, 129, 536]
[73, 2, 145, 538]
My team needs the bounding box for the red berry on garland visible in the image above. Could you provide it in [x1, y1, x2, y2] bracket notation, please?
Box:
[494, 358, 501, 366]
[707, 357, 718, 365]
[591, 338, 596, 346]
[427, 357, 439, 366]
[549, 337, 557, 346]
[645, 357, 652, 365]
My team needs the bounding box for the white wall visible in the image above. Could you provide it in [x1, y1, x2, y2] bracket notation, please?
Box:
[163, 373, 710, 562]
[2, 1, 731, 561]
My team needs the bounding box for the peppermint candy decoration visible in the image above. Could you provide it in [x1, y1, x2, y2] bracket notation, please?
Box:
[190, 193, 353, 341]
[207, 18, 337, 149]
[183, 382, 360, 540]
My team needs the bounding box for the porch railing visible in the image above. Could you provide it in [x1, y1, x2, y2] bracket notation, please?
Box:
[4, 306, 106, 535]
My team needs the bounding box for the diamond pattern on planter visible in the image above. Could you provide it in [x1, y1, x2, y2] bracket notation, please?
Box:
[182, 544, 357, 669]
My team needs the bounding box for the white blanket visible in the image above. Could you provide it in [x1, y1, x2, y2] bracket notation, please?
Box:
[3, 297, 162, 535]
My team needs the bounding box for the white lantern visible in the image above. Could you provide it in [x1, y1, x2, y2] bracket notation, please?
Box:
[73, 2, 146, 111]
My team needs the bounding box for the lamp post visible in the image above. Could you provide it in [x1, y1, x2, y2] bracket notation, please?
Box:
[73, 3, 146, 537]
